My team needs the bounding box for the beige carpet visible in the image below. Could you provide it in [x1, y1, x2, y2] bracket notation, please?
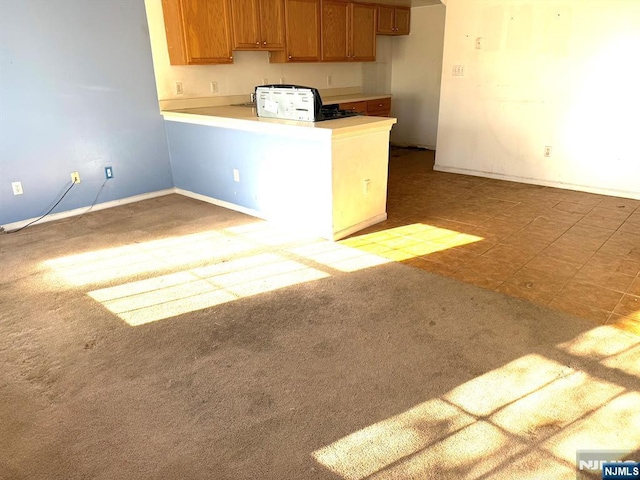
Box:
[1, 194, 639, 480]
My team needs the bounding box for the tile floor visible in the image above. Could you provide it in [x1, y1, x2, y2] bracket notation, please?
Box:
[340, 147, 640, 334]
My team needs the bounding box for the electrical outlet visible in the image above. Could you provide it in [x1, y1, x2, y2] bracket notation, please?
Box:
[210, 81, 218, 94]
[279, 77, 285, 84]
[363, 178, 371, 194]
[261, 77, 268, 85]
[327, 75, 333, 86]
[176, 81, 184, 95]
[233, 169, 240, 182]
[544, 146, 552, 157]
[452, 65, 465, 76]
[11, 181, 23, 195]
[71, 171, 81, 184]
[105, 166, 113, 179]
[476, 37, 483, 50]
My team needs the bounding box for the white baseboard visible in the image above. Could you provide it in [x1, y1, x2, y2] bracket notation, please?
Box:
[433, 165, 640, 201]
[2, 189, 175, 232]
[174, 188, 266, 220]
[3, 186, 389, 242]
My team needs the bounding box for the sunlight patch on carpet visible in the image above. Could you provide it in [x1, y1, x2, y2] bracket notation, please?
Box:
[44, 231, 254, 286]
[88, 253, 328, 326]
[45, 221, 487, 327]
[557, 325, 640, 360]
[290, 242, 391, 272]
[312, 348, 640, 479]
[45, 221, 401, 326]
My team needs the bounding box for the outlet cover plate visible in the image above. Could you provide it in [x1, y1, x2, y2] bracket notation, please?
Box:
[11, 181, 23, 195]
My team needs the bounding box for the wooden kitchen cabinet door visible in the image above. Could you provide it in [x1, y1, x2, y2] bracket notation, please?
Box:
[232, 0, 285, 50]
[321, 0, 350, 62]
[394, 7, 410, 35]
[320, 0, 375, 62]
[162, 0, 234, 65]
[271, 0, 321, 62]
[350, 2, 376, 61]
[376, 5, 410, 35]
[366, 97, 391, 116]
[260, 0, 286, 49]
[231, 0, 262, 49]
[376, 5, 395, 35]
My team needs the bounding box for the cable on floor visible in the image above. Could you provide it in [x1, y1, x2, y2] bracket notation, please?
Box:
[6, 182, 77, 234]
[3, 177, 111, 235]
[73, 178, 109, 223]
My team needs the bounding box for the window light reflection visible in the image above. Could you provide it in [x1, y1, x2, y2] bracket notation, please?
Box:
[312, 351, 640, 479]
[46, 221, 485, 327]
[340, 223, 484, 263]
[44, 231, 254, 286]
[89, 253, 329, 326]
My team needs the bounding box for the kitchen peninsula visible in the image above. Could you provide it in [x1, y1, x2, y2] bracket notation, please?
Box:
[162, 103, 396, 240]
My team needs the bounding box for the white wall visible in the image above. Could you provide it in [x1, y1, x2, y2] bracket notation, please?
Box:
[363, 36, 393, 95]
[145, 0, 368, 100]
[436, 0, 640, 199]
[389, 5, 446, 149]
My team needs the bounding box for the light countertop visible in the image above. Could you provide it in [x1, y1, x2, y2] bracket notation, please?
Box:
[322, 93, 391, 104]
[162, 105, 396, 139]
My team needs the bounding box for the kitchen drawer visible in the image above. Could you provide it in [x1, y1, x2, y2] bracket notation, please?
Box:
[366, 97, 391, 116]
[339, 101, 367, 114]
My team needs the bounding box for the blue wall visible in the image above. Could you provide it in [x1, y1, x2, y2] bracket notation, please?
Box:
[167, 123, 275, 211]
[0, 0, 173, 226]
[166, 121, 330, 217]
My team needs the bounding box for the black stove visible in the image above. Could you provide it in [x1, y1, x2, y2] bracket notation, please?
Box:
[316, 105, 361, 122]
[255, 85, 362, 122]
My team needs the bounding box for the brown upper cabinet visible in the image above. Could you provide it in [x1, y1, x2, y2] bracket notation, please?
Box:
[231, 0, 286, 51]
[351, 3, 377, 60]
[321, 1, 376, 62]
[377, 5, 410, 35]
[320, 0, 349, 62]
[161, 0, 234, 65]
[270, 0, 321, 62]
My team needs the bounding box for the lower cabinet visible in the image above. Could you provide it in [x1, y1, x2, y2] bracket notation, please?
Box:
[365, 98, 392, 116]
[338, 97, 391, 117]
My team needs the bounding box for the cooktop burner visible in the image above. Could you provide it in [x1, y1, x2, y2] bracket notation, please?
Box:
[316, 105, 360, 122]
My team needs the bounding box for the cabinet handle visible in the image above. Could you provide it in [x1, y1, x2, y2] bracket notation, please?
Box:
[263, 41, 267, 45]
[288, 55, 292, 59]
[378, 104, 383, 107]
[256, 41, 260, 45]
[230, 56, 233, 59]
